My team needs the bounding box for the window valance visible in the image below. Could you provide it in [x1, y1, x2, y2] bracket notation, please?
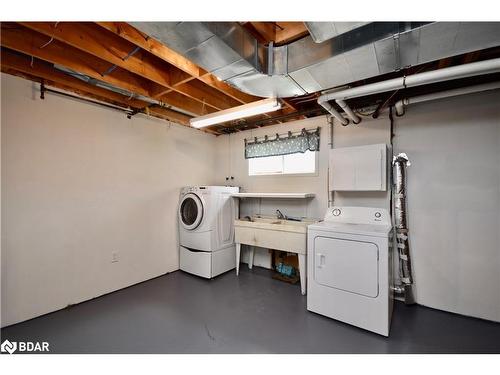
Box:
[244, 127, 320, 159]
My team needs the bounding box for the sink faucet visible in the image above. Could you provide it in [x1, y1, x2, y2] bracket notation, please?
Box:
[276, 209, 286, 220]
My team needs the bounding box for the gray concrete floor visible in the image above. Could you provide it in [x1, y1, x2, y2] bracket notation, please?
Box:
[2, 267, 500, 353]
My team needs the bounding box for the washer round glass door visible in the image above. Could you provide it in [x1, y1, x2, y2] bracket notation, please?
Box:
[179, 193, 204, 230]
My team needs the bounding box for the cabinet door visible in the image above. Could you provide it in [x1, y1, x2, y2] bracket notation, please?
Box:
[314, 236, 379, 298]
[330, 150, 356, 190]
[329, 144, 386, 191]
[354, 148, 384, 190]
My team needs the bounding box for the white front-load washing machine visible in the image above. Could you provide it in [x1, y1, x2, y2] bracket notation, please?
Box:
[307, 206, 394, 336]
[178, 186, 239, 278]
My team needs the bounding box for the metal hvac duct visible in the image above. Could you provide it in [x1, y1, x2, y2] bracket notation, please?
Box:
[304, 22, 371, 43]
[130, 22, 500, 98]
[393, 153, 415, 305]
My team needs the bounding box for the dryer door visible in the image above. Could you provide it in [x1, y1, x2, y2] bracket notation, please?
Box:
[179, 193, 204, 230]
[314, 236, 379, 298]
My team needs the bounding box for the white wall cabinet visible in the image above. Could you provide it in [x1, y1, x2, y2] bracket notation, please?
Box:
[329, 143, 387, 191]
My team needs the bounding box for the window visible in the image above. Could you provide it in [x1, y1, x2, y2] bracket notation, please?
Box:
[248, 150, 317, 176]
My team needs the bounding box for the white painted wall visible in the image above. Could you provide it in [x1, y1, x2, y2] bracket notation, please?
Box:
[215, 114, 391, 268]
[393, 89, 500, 322]
[1, 74, 217, 327]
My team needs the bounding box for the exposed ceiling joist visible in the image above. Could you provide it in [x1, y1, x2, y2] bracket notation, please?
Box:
[2, 66, 140, 110]
[95, 22, 300, 120]
[1, 48, 145, 108]
[1, 21, 308, 134]
[2, 24, 156, 96]
[1, 24, 222, 119]
[0, 63, 206, 131]
[240, 22, 309, 45]
[96, 22, 259, 105]
[18, 22, 242, 112]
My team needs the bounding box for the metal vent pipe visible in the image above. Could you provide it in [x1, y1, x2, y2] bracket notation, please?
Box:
[131, 22, 500, 98]
[393, 154, 415, 305]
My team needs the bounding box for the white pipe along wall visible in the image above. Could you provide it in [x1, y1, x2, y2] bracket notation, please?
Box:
[1, 74, 217, 327]
[395, 81, 500, 116]
[318, 57, 500, 124]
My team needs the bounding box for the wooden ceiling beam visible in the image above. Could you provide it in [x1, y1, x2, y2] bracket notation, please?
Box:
[1, 23, 155, 97]
[1, 65, 199, 129]
[240, 22, 308, 46]
[18, 22, 235, 112]
[248, 22, 276, 44]
[274, 22, 309, 45]
[0, 48, 204, 128]
[2, 22, 304, 134]
[438, 57, 453, 69]
[239, 22, 272, 44]
[19, 22, 174, 86]
[94, 22, 299, 122]
[0, 24, 213, 117]
[166, 78, 242, 107]
[463, 51, 481, 64]
[96, 22, 202, 78]
[196, 74, 260, 104]
[145, 107, 193, 128]
[1, 48, 146, 109]
[1, 65, 222, 134]
[2, 66, 142, 110]
[159, 91, 215, 116]
[96, 22, 262, 105]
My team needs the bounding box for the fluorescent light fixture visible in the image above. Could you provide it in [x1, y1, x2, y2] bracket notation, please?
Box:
[190, 98, 281, 128]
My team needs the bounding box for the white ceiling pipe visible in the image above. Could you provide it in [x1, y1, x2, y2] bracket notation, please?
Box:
[337, 99, 361, 123]
[404, 59, 500, 87]
[318, 77, 405, 122]
[395, 81, 500, 116]
[318, 57, 500, 122]
[394, 99, 405, 116]
[318, 99, 349, 125]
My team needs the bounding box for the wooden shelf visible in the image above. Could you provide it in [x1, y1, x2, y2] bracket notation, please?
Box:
[231, 192, 315, 199]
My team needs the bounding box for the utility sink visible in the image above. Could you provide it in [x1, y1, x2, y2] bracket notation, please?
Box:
[236, 216, 315, 233]
[234, 215, 318, 295]
[234, 216, 317, 252]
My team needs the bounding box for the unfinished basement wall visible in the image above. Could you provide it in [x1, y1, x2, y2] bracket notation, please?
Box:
[393, 89, 500, 323]
[1, 73, 217, 327]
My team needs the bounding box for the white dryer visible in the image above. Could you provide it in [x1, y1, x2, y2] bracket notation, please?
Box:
[178, 186, 239, 278]
[307, 206, 394, 336]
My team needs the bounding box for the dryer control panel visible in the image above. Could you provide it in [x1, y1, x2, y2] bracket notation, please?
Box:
[324, 206, 390, 226]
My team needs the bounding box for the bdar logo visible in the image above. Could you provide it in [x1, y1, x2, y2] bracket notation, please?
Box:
[1, 339, 49, 354]
[1, 340, 17, 354]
